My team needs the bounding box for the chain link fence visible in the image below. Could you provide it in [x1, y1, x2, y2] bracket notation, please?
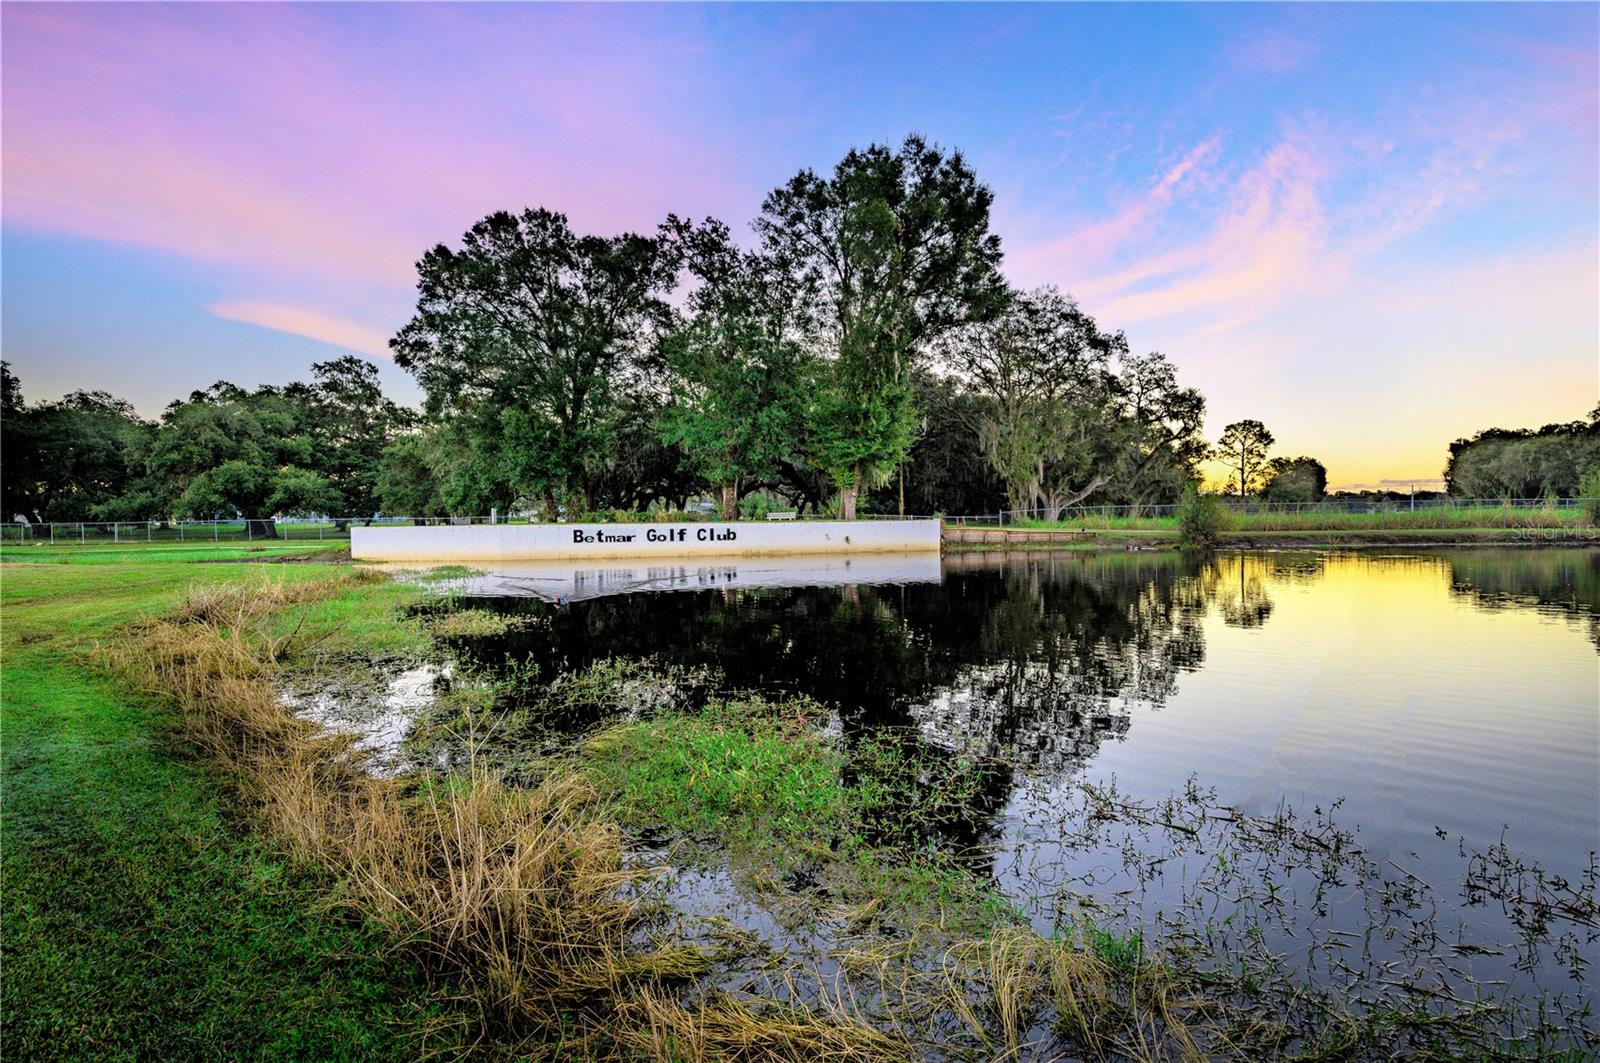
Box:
[962, 497, 1582, 527]
[0, 498, 1585, 545]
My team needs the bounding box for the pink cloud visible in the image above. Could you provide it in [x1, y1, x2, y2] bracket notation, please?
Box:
[1, 4, 745, 295]
[209, 301, 392, 360]
[1068, 139, 1327, 329]
[1008, 137, 1221, 284]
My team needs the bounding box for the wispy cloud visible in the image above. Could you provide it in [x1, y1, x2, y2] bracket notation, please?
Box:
[1225, 28, 1319, 75]
[1008, 138, 1222, 284]
[1078, 139, 1325, 329]
[210, 301, 392, 360]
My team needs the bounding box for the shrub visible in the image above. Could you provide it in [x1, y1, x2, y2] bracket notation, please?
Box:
[1579, 466, 1600, 525]
[1177, 487, 1231, 547]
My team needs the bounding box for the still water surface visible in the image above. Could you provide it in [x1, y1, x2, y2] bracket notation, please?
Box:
[452, 548, 1599, 1006]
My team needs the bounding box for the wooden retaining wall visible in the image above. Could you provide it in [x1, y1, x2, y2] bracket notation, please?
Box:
[941, 526, 1096, 547]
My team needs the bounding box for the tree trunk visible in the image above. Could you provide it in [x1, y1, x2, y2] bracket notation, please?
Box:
[543, 489, 558, 523]
[718, 483, 738, 522]
[838, 465, 862, 520]
[245, 518, 278, 539]
[1043, 476, 1110, 524]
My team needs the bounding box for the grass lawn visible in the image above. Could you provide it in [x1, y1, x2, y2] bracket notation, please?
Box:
[1, 548, 434, 1060]
[0, 539, 349, 565]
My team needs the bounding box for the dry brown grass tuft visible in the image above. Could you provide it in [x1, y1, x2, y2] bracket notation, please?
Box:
[921, 926, 1221, 1063]
[617, 988, 908, 1062]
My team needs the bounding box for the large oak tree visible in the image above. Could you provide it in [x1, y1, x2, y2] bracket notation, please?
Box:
[392, 208, 679, 516]
[756, 135, 1006, 518]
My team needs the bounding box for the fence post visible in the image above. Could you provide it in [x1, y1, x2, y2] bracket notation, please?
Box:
[50, 523, 55, 544]
[80, 523, 85, 544]
[179, 522, 184, 542]
[146, 521, 151, 542]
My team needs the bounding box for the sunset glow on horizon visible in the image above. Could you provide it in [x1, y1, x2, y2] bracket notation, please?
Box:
[3, 2, 1596, 489]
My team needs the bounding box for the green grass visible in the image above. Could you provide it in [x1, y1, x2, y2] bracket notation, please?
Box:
[1, 552, 439, 1060]
[0, 539, 349, 565]
[582, 700, 1022, 932]
[584, 699, 851, 841]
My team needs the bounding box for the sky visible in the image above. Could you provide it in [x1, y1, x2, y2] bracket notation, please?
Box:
[2, 3, 1596, 490]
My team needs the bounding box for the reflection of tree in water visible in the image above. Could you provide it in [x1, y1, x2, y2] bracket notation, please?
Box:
[455, 551, 1297, 853]
[1444, 548, 1600, 649]
[1171, 553, 1278, 629]
[907, 553, 1209, 774]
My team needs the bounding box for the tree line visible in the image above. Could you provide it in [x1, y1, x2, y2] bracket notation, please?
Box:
[1444, 409, 1600, 499]
[1, 357, 410, 534]
[7, 135, 1588, 530]
[368, 135, 1219, 522]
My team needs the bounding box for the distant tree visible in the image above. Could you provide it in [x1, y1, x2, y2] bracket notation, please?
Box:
[0, 363, 155, 523]
[1261, 456, 1327, 503]
[302, 356, 412, 518]
[591, 387, 702, 514]
[1213, 420, 1275, 499]
[659, 217, 815, 519]
[374, 430, 446, 521]
[392, 208, 678, 517]
[757, 134, 1006, 518]
[1444, 408, 1600, 498]
[1, 361, 22, 420]
[1115, 351, 1208, 506]
[865, 371, 1006, 516]
[140, 383, 335, 537]
[1, 362, 39, 520]
[940, 288, 1127, 520]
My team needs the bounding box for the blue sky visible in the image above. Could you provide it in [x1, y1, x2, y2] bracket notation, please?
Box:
[3, 2, 1595, 486]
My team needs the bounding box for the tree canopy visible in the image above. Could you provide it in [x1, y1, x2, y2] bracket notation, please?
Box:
[392, 207, 680, 517]
[755, 135, 1007, 518]
[936, 289, 1207, 518]
[1444, 409, 1600, 498]
[1213, 420, 1276, 499]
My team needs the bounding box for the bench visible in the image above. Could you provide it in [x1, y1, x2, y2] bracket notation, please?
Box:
[766, 511, 798, 521]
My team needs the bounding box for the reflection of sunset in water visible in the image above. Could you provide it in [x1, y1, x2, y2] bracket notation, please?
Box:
[1085, 551, 1599, 861]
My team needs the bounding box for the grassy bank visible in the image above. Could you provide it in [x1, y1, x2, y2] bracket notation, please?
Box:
[0, 539, 350, 565]
[3, 547, 902, 1060]
[946, 507, 1598, 550]
[1, 552, 434, 1059]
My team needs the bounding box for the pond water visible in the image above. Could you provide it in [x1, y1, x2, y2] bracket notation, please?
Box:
[439, 548, 1599, 1026]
